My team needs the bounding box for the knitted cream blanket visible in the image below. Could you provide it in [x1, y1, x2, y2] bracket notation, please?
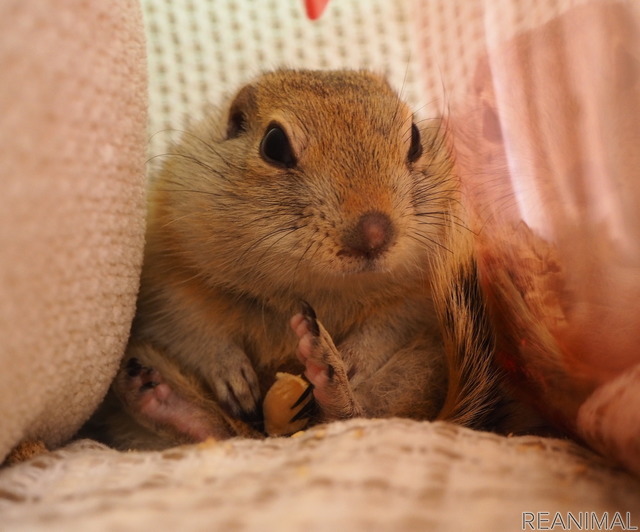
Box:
[2, 419, 639, 531]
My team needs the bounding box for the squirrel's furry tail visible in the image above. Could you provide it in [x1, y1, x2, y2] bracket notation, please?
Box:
[430, 221, 541, 433]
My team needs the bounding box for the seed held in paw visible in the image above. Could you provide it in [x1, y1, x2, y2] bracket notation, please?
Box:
[263, 372, 315, 436]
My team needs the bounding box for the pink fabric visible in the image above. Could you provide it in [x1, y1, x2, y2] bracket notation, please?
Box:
[446, 2, 640, 472]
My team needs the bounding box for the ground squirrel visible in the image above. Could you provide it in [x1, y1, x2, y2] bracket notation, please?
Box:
[86, 69, 533, 450]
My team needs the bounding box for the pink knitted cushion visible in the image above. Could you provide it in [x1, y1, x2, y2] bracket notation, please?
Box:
[0, 0, 147, 461]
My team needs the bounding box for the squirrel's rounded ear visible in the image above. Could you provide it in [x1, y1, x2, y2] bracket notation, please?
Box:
[226, 84, 257, 139]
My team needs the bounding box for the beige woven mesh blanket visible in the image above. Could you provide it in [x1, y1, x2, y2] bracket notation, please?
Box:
[2, 419, 639, 531]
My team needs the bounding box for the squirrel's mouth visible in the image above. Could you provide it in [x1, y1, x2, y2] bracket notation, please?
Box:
[325, 245, 397, 276]
[335, 246, 389, 262]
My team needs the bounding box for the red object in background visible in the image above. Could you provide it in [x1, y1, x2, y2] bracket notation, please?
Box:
[305, 0, 330, 20]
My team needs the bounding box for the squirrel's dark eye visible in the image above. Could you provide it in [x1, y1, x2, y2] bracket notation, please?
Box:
[260, 124, 296, 168]
[407, 122, 422, 163]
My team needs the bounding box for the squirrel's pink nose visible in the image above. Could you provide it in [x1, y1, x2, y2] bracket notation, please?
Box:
[341, 211, 394, 260]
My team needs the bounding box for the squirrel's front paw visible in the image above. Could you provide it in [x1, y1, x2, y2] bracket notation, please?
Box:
[291, 301, 361, 420]
[208, 350, 261, 422]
